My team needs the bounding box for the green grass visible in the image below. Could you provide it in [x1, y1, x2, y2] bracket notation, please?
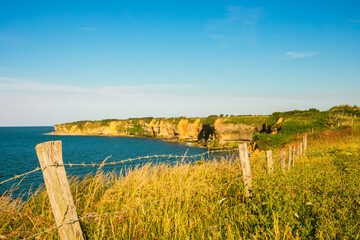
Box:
[126, 124, 145, 135]
[222, 115, 268, 129]
[329, 104, 360, 117]
[1, 128, 360, 239]
[200, 117, 218, 125]
[251, 107, 359, 150]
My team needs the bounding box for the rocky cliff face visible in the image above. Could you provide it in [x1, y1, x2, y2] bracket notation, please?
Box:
[214, 119, 256, 145]
[54, 119, 201, 140]
[53, 117, 257, 147]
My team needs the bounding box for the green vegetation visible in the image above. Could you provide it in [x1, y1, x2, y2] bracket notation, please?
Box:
[126, 124, 145, 135]
[129, 117, 154, 124]
[223, 115, 268, 129]
[329, 104, 360, 117]
[187, 118, 197, 124]
[168, 117, 186, 125]
[54, 105, 360, 152]
[116, 122, 126, 133]
[200, 116, 218, 125]
[1, 126, 360, 239]
[253, 106, 360, 149]
[99, 119, 119, 126]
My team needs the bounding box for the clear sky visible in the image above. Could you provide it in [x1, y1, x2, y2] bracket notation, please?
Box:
[1, 0, 360, 126]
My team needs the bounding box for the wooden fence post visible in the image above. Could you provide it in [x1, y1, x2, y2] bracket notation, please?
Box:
[288, 146, 292, 170]
[36, 141, 84, 240]
[280, 151, 286, 172]
[292, 146, 296, 166]
[239, 144, 253, 198]
[303, 134, 307, 154]
[296, 145, 300, 158]
[303, 134, 307, 153]
[266, 150, 273, 175]
[299, 143, 303, 156]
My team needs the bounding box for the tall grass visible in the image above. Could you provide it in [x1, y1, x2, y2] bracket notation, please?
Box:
[1, 132, 360, 239]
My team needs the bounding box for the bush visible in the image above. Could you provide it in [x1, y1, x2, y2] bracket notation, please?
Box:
[126, 124, 145, 135]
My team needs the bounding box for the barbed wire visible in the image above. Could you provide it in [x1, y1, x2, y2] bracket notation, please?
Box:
[13, 136, 310, 239]
[0, 167, 41, 185]
[0, 148, 238, 186]
[1, 147, 301, 187]
[22, 225, 57, 240]
[20, 148, 308, 239]
[78, 175, 242, 220]
[23, 176, 242, 239]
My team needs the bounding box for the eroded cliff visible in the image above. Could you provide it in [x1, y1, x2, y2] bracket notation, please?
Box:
[51, 116, 262, 148]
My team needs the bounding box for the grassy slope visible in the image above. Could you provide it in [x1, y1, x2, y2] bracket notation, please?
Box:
[254, 105, 360, 149]
[1, 124, 360, 239]
[58, 105, 360, 150]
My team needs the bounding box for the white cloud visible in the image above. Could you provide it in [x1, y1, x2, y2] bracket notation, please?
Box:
[0, 77, 90, 93]
[0, 77, 196, 97]
[2, 87, 354, 126]
[206, 6, 262, 47]
[286, 51, 320, 58]
[207, 33, 225, 40]
[79, 27, 96, 31]
[1, 76, 358, 126]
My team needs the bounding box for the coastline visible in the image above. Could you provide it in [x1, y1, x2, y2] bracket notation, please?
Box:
[45, 131, 214, 149]
[45, 131, 137, 137]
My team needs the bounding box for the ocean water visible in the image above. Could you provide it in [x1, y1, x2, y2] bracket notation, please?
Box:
[0, 127, 208, 196]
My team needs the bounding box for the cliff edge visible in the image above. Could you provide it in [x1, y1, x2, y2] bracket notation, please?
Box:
[50, 116, 264, 148]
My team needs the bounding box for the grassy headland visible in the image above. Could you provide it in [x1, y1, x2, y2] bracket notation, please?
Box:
[50, 105, 360, 150]
[1, 105, 360, 239]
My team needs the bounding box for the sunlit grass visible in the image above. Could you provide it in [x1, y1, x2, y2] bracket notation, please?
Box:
[1, 131, 360, 239]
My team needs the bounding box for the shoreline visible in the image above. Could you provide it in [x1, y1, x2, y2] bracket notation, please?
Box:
[45, 131, 232, 149]
[45, 131, 205, 147]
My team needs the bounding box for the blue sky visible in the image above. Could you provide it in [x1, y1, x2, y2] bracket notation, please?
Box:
[0, 0, 359, 126]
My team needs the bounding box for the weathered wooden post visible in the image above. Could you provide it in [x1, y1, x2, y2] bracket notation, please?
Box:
[299, 143, 303, 156]
[302, 134, 307, 153]
[280, 151, 286, 173]
[288, 146, 292, 170]
[292, 146, 296, 166]
[36, 141, 84, 240]
[296, 145, 300, 158]
[239, 144, 253, 198]
[266, 150, 273, 175]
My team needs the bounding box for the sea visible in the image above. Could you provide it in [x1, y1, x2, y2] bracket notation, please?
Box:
[0, 127, 208, 197]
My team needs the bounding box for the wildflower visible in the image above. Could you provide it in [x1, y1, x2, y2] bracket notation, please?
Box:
[95, 218, 99, 221]
[116, 216, 119, 219]
[294, 213, 299, 218]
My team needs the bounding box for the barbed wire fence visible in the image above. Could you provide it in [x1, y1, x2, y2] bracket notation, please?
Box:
[1, 134, 309, 239]
[0, 148, 238, 187]
[23, 174, 244, 240]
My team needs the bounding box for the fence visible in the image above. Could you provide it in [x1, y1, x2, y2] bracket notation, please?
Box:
[0, 134, 308, 239]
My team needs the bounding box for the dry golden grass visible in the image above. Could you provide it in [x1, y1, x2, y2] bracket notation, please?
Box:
[1, 129, 360, 239]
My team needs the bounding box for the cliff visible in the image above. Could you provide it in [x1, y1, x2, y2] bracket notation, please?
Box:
[51, 116, 263, 148]
[50, 105, 359, 149]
